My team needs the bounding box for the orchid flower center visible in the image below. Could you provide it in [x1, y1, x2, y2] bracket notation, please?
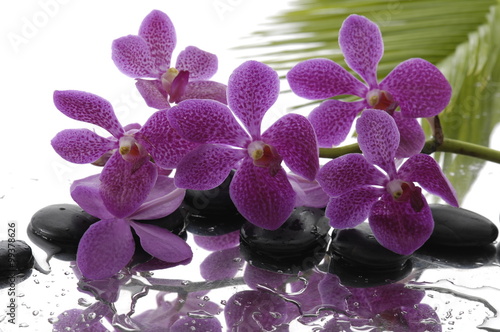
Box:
[161, 67, 190, 104]
[366, 89, 397, 113]
[247, 140, 283, 176]
[118, 134, 148, 164]
[386, 179, 425, 212]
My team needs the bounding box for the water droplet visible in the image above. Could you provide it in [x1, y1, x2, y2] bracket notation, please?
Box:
[32, 310, 39, 316]
[33, 279, 40, 284]
[87, 312, 96, 320]
[78, 298, 92, 307]
[18, 322, 29, 328]
[202, 296, 210, 301]
[48, 317, 59, 324]
[181, 280, 190, 286]
[232, 257, 241, 262]
[220, 300, 227, 305]
[233, 300, 241, 306]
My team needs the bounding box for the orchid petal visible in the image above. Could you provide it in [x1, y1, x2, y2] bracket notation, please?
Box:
[130, 221, 193, 263]
[317, 154, 386, 197]
[100, 152, 157, 218]
[200, 247, 242, 280]
[262, 113, 319, 181]
[176, 46, 218, 80]
[51, 129, 116, 164]
[131, 176, 185, 220]
[398, 154, 459, 207]
[171, 316, 222, 332]
[77, 218, 135, 280]
[53, 90, 124, 138]
[111, 35, 157, 78]
[308, 99, 365, 147]
[380, 58, 452, 118]
[288, 173, 329, 208]
[325, 187, 383, 229]
[136, 109, 198, 169]
[369, 193, 434, 255]
[227, 61, 279, 139]
[392, 112, 426, 158]
[138, 10, 176, 73]
[339, 14, 383, 87]
[175, 144, 245, 190]
[287, 58, 368, 99]
[70, 174, 114, 220]
[230, 158, 295, 230]
[356, 109, 399, 175]
[168, 99, 250, 147]
[135, 79, 170, 110]
[179, 81, 227, 104]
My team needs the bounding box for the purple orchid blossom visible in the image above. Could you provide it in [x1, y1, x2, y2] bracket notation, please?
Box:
[70, 173, 192, 280]
[51, 90, 197, 217]
[317, 109, 458, 255]
[167, 60, 319, 230]
[112, 10, 227, 110]
[287, 14, 452, 158]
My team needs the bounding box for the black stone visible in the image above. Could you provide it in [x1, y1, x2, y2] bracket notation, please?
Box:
[28, 204, 100, 252]
[427, 204, 498, 247]
[183, 171, 245, 236]
[0, 240, 35, 279]
[415, 244, 497, 269]
[239, 207, 330, 274]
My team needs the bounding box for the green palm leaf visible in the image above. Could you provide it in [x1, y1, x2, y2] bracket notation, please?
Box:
[239, 0, 500, 203]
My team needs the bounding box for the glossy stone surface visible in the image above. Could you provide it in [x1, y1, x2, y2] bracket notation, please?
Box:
[0, 240, 34, 279]
[240, 206, 330, 274]
[29, 204, 99, 250]
[427, 204, 498, 247]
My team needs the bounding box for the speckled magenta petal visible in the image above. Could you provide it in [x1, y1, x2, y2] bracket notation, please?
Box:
[178, 81, 227, 104]
[227, 61, 279, 139]
[194, 231, 240, 251]
[77, 218, 135, 280]
[53, 90, 124, 138]
[135, 79, 170, 110]
[175, 144, 245, 190]
[112, 35, 157, 78]
[136, 109, 198, 169]
[397, 154, 459, 207]
[369, 193, 434, 255]
[262, 113, 319, 181]
[356, 109, 399, 175]
[308, 99, 365, 147]
[392, 112, 426, 158]
[51, 129, 117, 164]
[325, 187, 383, 228]
[230, 158, 295, 230]
[379, 58, 452, 118]
[288, 173, 329, 208]
[287, 58, 368, 100]
[317, 154, 386, 197]
[175, 46, 218, 80]
[99, 152, 158, 218]
[339, 14, 383, 87]
[138, 10, 176, 73]
[168, 99, 250, 147]
[70, 174, 114, 220]
[130, 221, 192, 263]
[200, 246, 242, 280]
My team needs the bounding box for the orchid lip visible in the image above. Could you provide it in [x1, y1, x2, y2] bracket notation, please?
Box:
[247, 140, 283, 176]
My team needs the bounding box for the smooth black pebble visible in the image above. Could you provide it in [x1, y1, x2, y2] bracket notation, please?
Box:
[427, 204, 498, 247]
[0, 240, 34, 279]
[239, 207, 330, 274]
[28, 204, 99, 251]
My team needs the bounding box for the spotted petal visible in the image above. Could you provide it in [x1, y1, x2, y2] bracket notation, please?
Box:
[397, 154, 459, 207]
[176, 46, 218, 80]
[130, 221, 192, 263]
[51, 129, 116, 164]
[77, 218, 135, 280]
[179, 81, 227, 104]
[227, 61, 280, 139]
[138, 10, 176, 73]
[112, 35, 157, 78]
[380, 58, 452, 118]
[262, 113, 319, 181]
[287, 58, 367, 100]
[308, 99, 365, 147]
[356, 109, 399, 175]
[135, 79, 170, 110]
[339, 14, 383, 88]
[53, 90, 124, 138]
[168, 99, 250, 147]
[370, 193, 434, 255]
[393, 111, 426, 158]
[99, 152, 157, 218]
[230, 158, 295, 230]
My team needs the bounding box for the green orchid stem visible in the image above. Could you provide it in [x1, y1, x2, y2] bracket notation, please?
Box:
[319, 138, 500, 164]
